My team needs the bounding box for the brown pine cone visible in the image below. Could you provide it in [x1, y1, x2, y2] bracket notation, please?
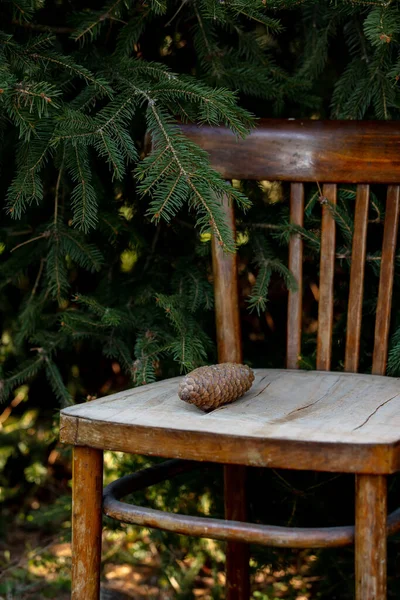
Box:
[178, 363, 255, 411]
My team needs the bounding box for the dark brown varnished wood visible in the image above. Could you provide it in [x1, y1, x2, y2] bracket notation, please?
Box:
[372, 186, 400, 375]
[211, 193, 249, 600]
[180, 120, 400, 183]
[287, 183, 304, 369]
[345, 185, 369, 373]
[316, 184, 336, 371]
[72, 447, 103, 600]
[223, 464, 249, 600]
[355, 475, 387, 600]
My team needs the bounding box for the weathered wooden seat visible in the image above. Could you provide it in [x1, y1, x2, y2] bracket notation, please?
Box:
[62, 369, 400, 473]
[60, 119, 400, 600]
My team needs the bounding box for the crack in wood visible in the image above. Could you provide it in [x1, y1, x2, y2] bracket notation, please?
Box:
[272, 377, 342, 424]
[353, 393, 400, 431]
[252, 380, 272, 399]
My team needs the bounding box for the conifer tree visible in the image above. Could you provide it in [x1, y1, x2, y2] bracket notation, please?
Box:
[1, 0, 400, 407]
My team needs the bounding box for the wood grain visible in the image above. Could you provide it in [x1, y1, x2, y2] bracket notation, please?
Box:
[317, 184, 336, 371]
[355, 475, 387, 600]
[180, 120, 400, 183]
[72, 447, 103, 600]
[345, 185, 369, 373]
[211, 193, 243, 365]
[211, 193, 249, 600]
[61, 369, 400, 474]
[287, 183, 304, 369]
[372, 185, 400, 375]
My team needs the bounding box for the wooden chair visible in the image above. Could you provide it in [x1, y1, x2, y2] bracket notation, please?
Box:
[60, 119, 400, 600]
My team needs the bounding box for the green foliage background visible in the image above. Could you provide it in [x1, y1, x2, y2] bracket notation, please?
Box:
[2, 0, 400, 597]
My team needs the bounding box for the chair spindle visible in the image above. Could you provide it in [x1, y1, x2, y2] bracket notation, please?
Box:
[344, 184, 369, 373]
[372, 185, 400, 376]
[316, 184, 337, 371]
[287, 183, 304, 369]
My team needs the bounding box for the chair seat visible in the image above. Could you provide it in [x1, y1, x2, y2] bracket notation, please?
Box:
[60, 369, 400, 474]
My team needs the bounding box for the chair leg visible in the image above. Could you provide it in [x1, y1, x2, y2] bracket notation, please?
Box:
[225, 465, 250, 600]
[355, 474, 387, 600]
[71, 446, 103, 600]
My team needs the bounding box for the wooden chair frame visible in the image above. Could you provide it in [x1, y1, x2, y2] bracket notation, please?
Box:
[61, 119, 400, 600]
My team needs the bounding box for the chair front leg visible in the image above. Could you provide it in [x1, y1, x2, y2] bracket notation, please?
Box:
[355, 474, 387, 600]
[72, 446, 103, 600]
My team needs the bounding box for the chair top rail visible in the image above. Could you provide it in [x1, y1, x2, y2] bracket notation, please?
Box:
[180, 119, 400, 183]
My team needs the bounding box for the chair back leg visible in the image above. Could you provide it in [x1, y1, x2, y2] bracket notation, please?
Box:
[225, 465, 250, 599]
[355, 474, 387, 600]
[72, 446, 103, 600]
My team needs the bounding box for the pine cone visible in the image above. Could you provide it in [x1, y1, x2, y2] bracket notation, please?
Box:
[178, 363, 255, 411]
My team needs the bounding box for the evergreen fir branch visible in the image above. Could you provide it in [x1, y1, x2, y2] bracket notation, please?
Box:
[121, 59, 178, 82]
[6, 170, 44, 219]
[14, 294, 44, 347]
[8, 0, 36, 22]
[132, 332, 168, 385]
[1, 356, 45, 403]
[54, 93, 139, 168]
[173, 264, 214, 312]
[387, 325, 400, 375]
[304, 188, 321, 218]
[11, 81, 61, 114]
[71, 0, 128, 43]
[67, 144, 98, 232]
[60, 311, 112, 334]
[289, 224, 321, 252]
[248, 232, 297, 314]
[5, 101, 37, 141]
[46, 240, 69, 302]
[150, 77, 254, 136]
[193, 4, 225, 80]
[114, 12, 152, 58]
[227, 0, 284, 31]
[331, 58, 368, 117]
[72, 294, 138, 329]
[28, 50, 113, 97]
[149, 0, 167, 16]
[299, 5, 337, 79]
[247, 260, 272, 314]
[93, 131, 125, 180]
[72, 294, 123, 326]
[44, 358, 72, 406]
[256, 221, 321, 253]
[344, 16, 370, 60]
[59, 229, 103, 272]
[322, 199, 354, 244]
[5, 126, 55, 216]
[371, 53, 396, 119]
[137, 102, 251, 251]
[156, 294, 210, 370]
[103, 338, 133, 372]
[364, 5, 400, 47]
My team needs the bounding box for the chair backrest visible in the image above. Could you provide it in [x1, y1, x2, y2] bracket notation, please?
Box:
[180, 119, 400, 376]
